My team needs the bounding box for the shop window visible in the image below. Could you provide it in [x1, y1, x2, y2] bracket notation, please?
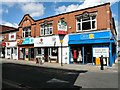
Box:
[22, 27, 31, 38]
[7, 48, 10, 56]
[38, 48, 41, 55]
[36, 48, 42, 56]
[51, 48, 58, 56]
[20, 48, 24, 58]
[14, 47, 17, 55]
[30, 48, 34, 58]
[40, 22, 53, 36]
[76, 12, 96, 31]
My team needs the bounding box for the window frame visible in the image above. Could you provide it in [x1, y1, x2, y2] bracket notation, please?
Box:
[40, 22, 53, 36]
[22, 27, 31, 38]
[76, 13, 97, 32]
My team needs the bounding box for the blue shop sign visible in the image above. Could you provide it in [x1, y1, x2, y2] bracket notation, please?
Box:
[69, 31, 112, 41]
[69, 30, 114, 44]
[22, 37, 34, 44]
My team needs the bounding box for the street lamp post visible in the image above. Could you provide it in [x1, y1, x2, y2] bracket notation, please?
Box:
[58, 18, 67, 66]
[59, 35, 64, 66]
[60, 40, 63, 66]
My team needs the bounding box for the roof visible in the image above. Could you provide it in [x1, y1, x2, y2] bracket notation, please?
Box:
[18, 3, 110, 24]
[35, 2, 110, 21]
[0, 25, 17, 33]
[18, 14, 35, 26]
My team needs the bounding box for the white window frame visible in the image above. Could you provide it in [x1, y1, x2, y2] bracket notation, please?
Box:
[49, 48, 58, 57]
[22, 27, 31, 38]
[40, 24, 44, 36]
[76, 14, 97, 32]
[40, 23, 53, 36]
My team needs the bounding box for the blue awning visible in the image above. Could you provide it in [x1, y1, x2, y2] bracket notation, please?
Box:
[69, 38, 114, 45]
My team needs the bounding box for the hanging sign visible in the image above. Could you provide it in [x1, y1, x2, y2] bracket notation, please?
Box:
[9, 32, 16, 41]
[58, 19, 67, 34]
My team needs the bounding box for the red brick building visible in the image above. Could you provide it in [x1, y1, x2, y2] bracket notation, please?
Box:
[0, 25, 18, 58]
[16, 3, 116, 66]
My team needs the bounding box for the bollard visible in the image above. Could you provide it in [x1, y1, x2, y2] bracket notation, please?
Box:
[100, 55, 104, 70]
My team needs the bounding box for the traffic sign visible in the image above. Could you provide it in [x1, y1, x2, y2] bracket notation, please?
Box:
[60, 40, 63, 43]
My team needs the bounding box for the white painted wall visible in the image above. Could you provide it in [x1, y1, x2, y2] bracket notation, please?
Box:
[5, 42, 18, 60]
[34, 35, 68, 47]
[5, 47, 11, 59]
[58, 47, 69, 64]
[34, 35, 69, 64]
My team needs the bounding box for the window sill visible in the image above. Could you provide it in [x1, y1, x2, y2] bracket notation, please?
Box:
[39, 34, 54, 37]
[76, 29, 97, 32]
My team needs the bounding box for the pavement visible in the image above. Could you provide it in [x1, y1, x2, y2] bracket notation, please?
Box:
[1, 58, 118, 73]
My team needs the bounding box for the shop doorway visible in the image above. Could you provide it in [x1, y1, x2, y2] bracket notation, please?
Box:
[30, 48, 34, 59]
[70, 44, 93, 64]
[35, 47, 58, 63]
[44, 48, 48, 62]
[2, 48, 5, 58]
[70, 45, 82, 64]
[25, 48, 29, 60]
[11, 48, 13, 59]
[84, 45, 92, 64]
[19, 48, 25, 60]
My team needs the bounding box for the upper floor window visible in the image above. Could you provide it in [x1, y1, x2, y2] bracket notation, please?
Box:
[40, 21, 53, 36]
[22, 27, 31, 38]
[76, 12, 97, 31]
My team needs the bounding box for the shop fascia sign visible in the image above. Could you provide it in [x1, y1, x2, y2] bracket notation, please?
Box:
[6, 42, 17, 47]
[93, 47, 109, 57]
[80, 31, 112, 40]
[80, 33, 94, 40]
[9, 32, 16, 41]
[22, 37, 34, 44]
[58, 19, 67, 34]
[35, 36, 57, 46]
[36, 38, 44, 45]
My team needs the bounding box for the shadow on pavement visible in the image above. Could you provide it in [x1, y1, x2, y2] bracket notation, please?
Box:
[2, 63, 88, 89]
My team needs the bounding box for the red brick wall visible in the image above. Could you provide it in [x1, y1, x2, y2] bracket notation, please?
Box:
[18, 3, 113, 37]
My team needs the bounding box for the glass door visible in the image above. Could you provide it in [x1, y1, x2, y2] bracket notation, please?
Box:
[7, 48, 11, 59]
[11, 48, 14, 59]
[25, 48, 29, 60]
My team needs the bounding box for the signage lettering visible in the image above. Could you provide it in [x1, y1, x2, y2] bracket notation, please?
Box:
[93, 47, 109, 57]
[89, 34, 94, 39]
[58, 19, 67, 34]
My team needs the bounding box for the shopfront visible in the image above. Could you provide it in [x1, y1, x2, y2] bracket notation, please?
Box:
[18, 37, 34, 61]
[69, 30, 116, 67]
[34, 35, 69, 64]
[5, 42, 18, 60]
[0, 42, 6, 58]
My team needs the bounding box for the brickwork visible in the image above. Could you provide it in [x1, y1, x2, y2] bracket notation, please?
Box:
[18, 3, 115, 38]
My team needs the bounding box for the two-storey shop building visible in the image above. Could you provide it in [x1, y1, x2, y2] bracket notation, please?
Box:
[17, 3, 117, 66]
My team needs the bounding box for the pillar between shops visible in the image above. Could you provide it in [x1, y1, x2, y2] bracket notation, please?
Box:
[109, 42, 113, 67]
[82, 46, 84, 64]
[69, 46, 71, 64]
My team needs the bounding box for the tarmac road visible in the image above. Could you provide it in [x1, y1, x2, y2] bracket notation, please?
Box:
[2, 63, 84, 89]
[1, 59, 119, 89]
